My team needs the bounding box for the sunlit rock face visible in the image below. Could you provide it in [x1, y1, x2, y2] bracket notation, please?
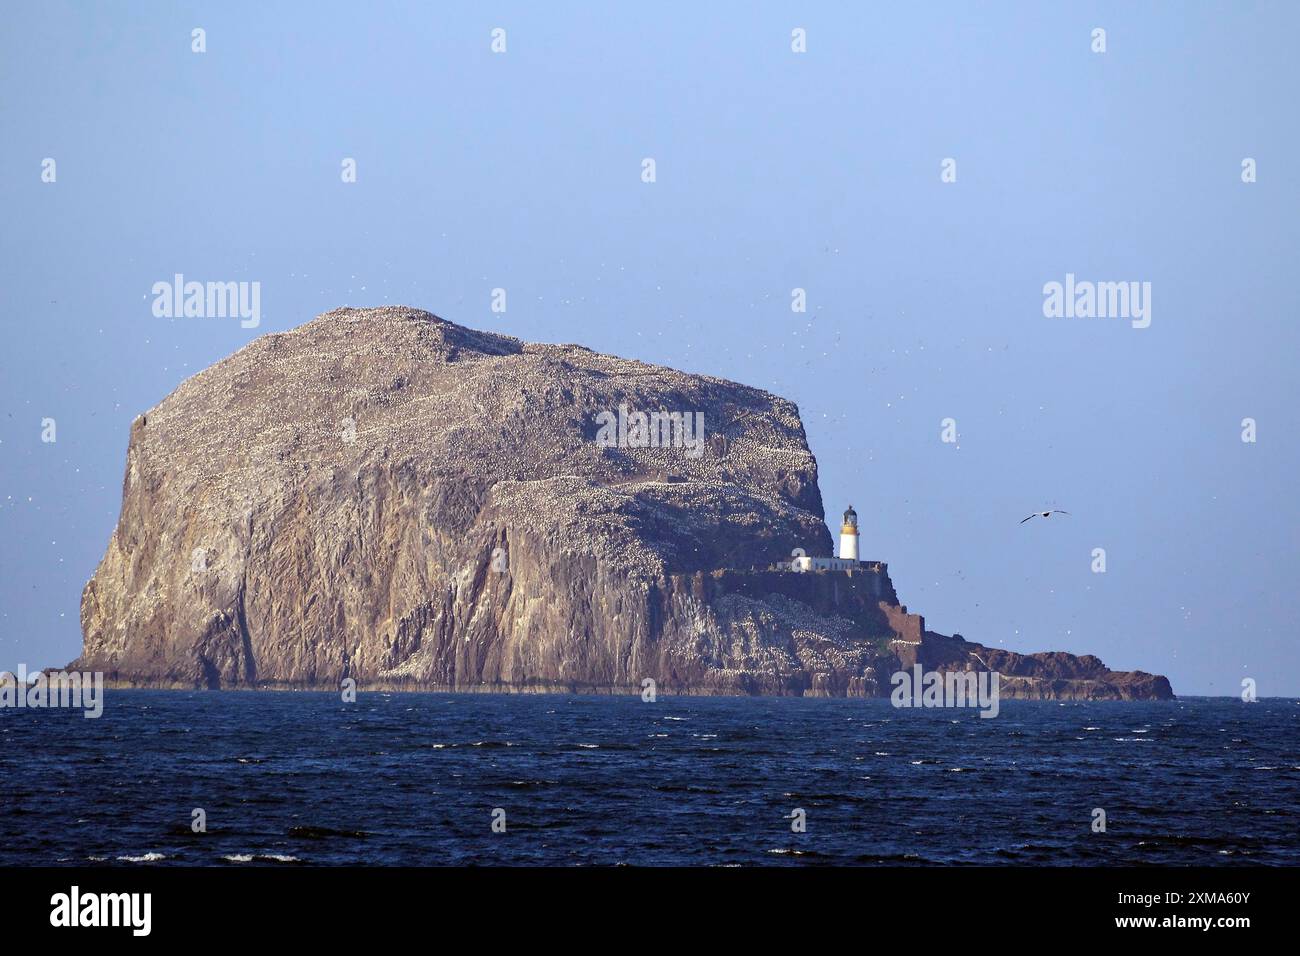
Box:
[76, 306, 1172, 700]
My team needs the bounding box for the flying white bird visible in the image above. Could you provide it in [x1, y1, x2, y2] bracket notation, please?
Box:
[1020, 510, 1071, 524]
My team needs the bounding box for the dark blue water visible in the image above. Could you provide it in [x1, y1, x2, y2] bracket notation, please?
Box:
[3, 691, 1296, 865]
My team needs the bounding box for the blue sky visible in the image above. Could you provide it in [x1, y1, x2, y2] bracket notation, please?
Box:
[2, 1, 1297, 695]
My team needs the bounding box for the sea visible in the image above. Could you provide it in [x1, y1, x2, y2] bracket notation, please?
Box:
[3, 692, 1296, 866]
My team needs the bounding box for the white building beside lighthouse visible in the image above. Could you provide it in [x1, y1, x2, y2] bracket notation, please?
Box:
[789, 505, 873, 572]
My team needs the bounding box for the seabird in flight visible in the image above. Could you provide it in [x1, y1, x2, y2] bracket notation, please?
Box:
[1020, 510, 1071, 524]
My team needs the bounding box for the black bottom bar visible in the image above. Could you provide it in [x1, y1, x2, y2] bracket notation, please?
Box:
[3, 865, 1282, 939]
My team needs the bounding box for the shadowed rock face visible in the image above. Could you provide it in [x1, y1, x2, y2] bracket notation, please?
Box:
[76, 306, 1172, 700]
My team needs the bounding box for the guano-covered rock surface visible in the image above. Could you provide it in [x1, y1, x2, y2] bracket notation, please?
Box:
[76, 307, 1173, 700]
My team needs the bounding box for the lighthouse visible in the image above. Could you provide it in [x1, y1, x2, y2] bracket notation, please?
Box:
[839, 505, 860, 561]
[786, 503, 876, 573]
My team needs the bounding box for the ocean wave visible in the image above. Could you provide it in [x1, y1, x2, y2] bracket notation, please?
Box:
[288, 825, 368, 839]
[222, 853, 302, 864]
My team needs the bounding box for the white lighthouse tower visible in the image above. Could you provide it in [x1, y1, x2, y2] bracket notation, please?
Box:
[839, 505, 860, 561]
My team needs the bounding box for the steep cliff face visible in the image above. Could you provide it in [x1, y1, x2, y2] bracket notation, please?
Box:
[76, 306, 1172, 700]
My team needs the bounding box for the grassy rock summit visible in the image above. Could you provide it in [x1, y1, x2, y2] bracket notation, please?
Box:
[76, 307, 1173, 700]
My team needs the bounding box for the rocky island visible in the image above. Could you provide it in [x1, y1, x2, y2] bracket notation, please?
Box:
[75, 307, 1173, 700]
